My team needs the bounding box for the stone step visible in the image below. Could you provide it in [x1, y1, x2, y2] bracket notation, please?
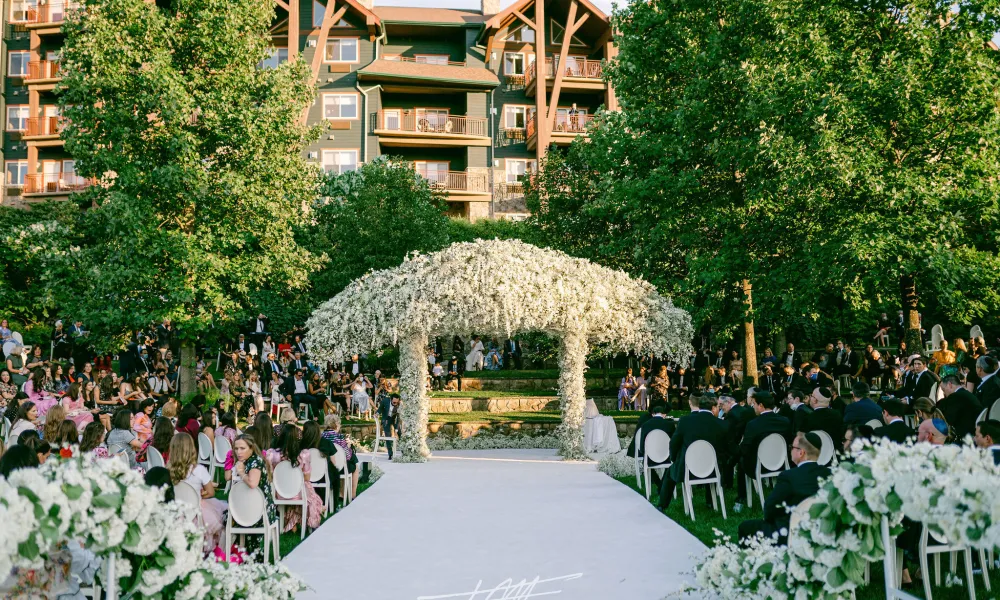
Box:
[458, 376, 613, 392]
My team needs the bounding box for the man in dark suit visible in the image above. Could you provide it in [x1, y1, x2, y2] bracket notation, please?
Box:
[738, 391, 792, 503]
[263, 352, 283, 383]
[155, 319, 173, 351]
[281, 369, 322, 417]
[738, 432, 831, 542]
[872, 400, 915, 444]
[713, 367, 735, 394]
[447, 356, 464, 391]
[779, 364, 809, 397]
[974, 356, 1000, 415]
[811, 344, 834, 371]
[779, 389, 813, 434]
[378, 393, 402, 459]
[504, 339, 522, 370]
[293, 335, 308, 358]
[671, 367, 692, 405]
[843, 381, 883, 426]
[626, 404, 676, 464]
[902, 356, 934, 401]
[938, 375, 983, 441]
[779, 343, 802, 372]
[290, 351, 308, 374]
[249, 313, 270, 346]
[759, 365, 781, 396]
[974, 419, 1000, 465]
[718, 395, 753, 489]
[347, 354, 364, 378]
[804, 387, 844, 448]
[657, 395, 727, 511]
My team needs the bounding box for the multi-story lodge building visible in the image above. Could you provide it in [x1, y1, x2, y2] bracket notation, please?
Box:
[1, 0, 615, 220]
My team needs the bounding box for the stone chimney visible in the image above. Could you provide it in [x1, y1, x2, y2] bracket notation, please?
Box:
[481, 0, 500, 16]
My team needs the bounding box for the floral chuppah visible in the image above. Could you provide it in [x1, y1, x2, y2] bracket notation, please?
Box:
[305, 239, 694, 462]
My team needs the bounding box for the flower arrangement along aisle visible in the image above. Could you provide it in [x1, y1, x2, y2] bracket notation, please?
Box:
[690, 440, 1000, 600]
[0, 451, 305, 599]
[305, 239, 693, 462]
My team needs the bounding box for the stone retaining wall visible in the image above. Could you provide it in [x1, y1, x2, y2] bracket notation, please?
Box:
[344, 420, 637, 441]
[460, 376, 610, 392]
[427, 396, 618, 413]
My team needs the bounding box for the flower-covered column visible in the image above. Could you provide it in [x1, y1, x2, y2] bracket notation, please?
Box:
[556, 328, 589, 460]
[397, 331, 431, 462]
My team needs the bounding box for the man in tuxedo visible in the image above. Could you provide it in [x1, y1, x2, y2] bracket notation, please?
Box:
[290, 351, 308, 374]
[938, 375, 982, 440]
[281, 369, 322, 417]
[136, 346, 154, 379]
[250, 313, 269, 346]
[293, 335, 307, 358]
[804, 387, 844, 448]
[156, 319, 173, 351]
[347, 354, 364, 377]
[379, 393, 402, 460]
[263, 352, 283, 383]
[974, 419, 1000, 465]
[738, 391, 792, 503]
[713, 367, 735, 394]
[811, 343, 834, 371]
[718, 395, 754, 489]
[779, 364, 809, 397]
[974, 356, 1000, 414]
[626, 404, 676, 465]
[671, 367, 692, 406]
[872, 400, 914, 444]
[447, 356, 463, 391]
[737, 432, 831, 542]
[780, 343, 802, 371]
[657, 395, 727, 511]
[895, 311, 906, 343]
[779, 389, 813, 433]
[504, 339, 522, 370]
[843, 381, 883, 426]
[902, 356, 934, 401]
[759, 365, 780, 396]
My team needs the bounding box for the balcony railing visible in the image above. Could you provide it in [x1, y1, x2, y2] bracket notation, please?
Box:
[27, 60, 61, 81]
[25, 116, 63, 137]
[526, 57, 603, 85]
[27, 1, 75, 25]
[527, 113, 594, 138]
[374, 110, 488, 138]
[383, 55, 467, 68]
[414, 166, 490, 193]
[24, 172, 92, 194]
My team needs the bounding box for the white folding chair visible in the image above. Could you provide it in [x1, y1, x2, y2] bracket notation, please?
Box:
[331, 446, 353, 506]
[11, 331, 23, 345]
[225, 482, 280, 563]
[929, 382, 941, 402]
[866, 418, 884, 429]
[272, 460, 310, 541]
[990, 402, 1000, 421]
[1, 341, 14, 359]
[197, 432, 215, 473]
[146, 445, 165, 469]
[249, 343, 258, 357]
[1, 417, 11, 444]
[918, 526, 981, 600]
[214, 436, 232, 483]
[813, 430, 835, 466]
[642, 429, 671, 501]
[174, 481, 204, 527]
[681, 440, 726, 521]
[373, 416, 397, 455]
[633, 429, 643, 488]
[976, 408, 988, 425]
[308, 448, 333, 513]
[745, 433, 789, 509]
[271, 396, 291, 420]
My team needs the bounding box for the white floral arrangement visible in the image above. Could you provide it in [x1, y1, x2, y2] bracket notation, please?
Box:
[597, 450, 635, 479]
[306, 239, 693, 462]
[368, 461, 385, 484]
[0, 451, 305, 599]
[427, 431, 561, 451]
[691, 440, 1000, 600]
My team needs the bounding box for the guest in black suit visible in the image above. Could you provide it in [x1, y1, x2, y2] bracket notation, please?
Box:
[292, 335, 308, 358]
[834, 342, 861, 379]
[671, 367, 692, 406]
[938, 375, 982, 441]
[843, 381, 883, 426]
[737, 391, 792, 502]
[902, 356, 935, 402]
[779, 389, 813, 434]
[627, 404, 676, 487]
[872, 400, 915, 444]
[503, 339, 522, 370]
[737, 432, 831, 543]
[804, 387, 844, 448]
[289, 351, 308, 374]
[657, 395, 727, 511]
[263, 353, 283, 383]
[974, 419, 1000, 465]
[378, 393, 402, 459]
[281, 369, 322, 417]
[779, 364, 809, 397]
[719, 395, 753, 489]
[759, 365, 781, 396]
[973, 356, 1000, 414]
[249, 314, 270, 345]
[779, 343, 802, 372]
[346, 354, 364, 378]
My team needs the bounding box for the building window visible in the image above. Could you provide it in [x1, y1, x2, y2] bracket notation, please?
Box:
[416, 108, 449, 130]
[321, 149, 358, 174]
[258, 48, 288, 70]
[322, 93, 359, 119]
[8, 51, 30, 78]
[9, 0, 36, 22]
[312, 0, 325, 27]
[414, 55, 449, 66]
[501, 24, 535, 43]
[5, 160, 27, 187]
[324, 38, 358, 63]
[506, 159, 537, 183]
[6, 106, 29, 132]
[504, 52, 525, 75]
[414, 161, 449, 184]
[504, 105, 528, 129]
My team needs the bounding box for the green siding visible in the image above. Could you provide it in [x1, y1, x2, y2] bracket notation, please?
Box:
[383, 36, 465, 64]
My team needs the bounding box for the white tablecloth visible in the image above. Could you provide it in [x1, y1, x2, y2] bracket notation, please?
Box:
[584, 415, 621, 454]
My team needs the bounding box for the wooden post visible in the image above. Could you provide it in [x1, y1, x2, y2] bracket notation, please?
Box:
[546, 0, 578, 127]
[289, 0, 300, 59]
[302, 1, 348, 123]
[742, 279, 759, 387]
[604, 41, 618, 111]
[533, 0, 548, 161]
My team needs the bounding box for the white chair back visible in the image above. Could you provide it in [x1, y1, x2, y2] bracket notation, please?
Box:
[272, 460, 303, 499]
[197, 432, 213, 462]
[866, 418, 884, 429]
[331, 446, 347, 472]
[929, 382, 941, 402]
[308, 448, 327, 483]
[10, 331, 23, 345]
[643, 429, 670, 464]
[686, 440, 718, 479]
[757, 433, 788, 471]
[813, 430, 835, 466]
[989, 402, 1000, 421]
[228, 482, 266, 527]
[977, 408, 988, 424]
[2, 341, 15, 359]
[930, 325, 944, 351]
[174, 481, 202, 512]
[789, 496, 819, 534]
[970, 325, 984, 340]
[249, 343, 258, 357]
[214, 436, 232, 466]
[146, 445, 165, 469]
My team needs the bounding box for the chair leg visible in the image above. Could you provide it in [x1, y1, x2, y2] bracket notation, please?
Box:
[717, 483, 727, 519]
[300, 502, 307, 541]
[979, 549, 991, 591]
[264, 528, 271, 564]
[756, 478, 766, 509]
[273, 524, 281, 562]
[744, 476, 752, 509]
[686, 484, 696, 522]
[864, 560, 870, 585]
[963, 549, 976, 600]
[920, 550, 933, 600]
[644, 468, 651, 501]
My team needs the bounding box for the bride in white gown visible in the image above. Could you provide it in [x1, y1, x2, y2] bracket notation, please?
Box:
[465, 336, 485, 371]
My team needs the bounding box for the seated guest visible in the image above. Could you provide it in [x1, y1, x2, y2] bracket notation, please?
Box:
[842, 424, 874, 454]
[737, 391, 792, 503]
[872, 400, 915, 444]
[911, 397, 947, 426]
[9, 401, 39, 441]
[737, 432, 831, 543]
[144, 466, 175, 502]
[168, 433, 227, 551]
[974, 419, 1000, 465]
[900, 356, 935, 402]
[107, 408, 143, 468]
[779, 389, 812, 433]
[0, 444, 39, 477]
[265, 424, 325, 533]
[625, 404, 676, 486]
[758, 365, 781, 396]
[322, 414, 358, 499]
[937, 375, 982, 441]
[804, 387, 843, 448]
[843, 382, 882, 426]
[138, 417, 174, 464]
[718, 395, 753, 489]
[175, 403, 201, 441]
[917, 418, 948, 446]
[657, 395, 727, 511]
[779, 364, 808, 397]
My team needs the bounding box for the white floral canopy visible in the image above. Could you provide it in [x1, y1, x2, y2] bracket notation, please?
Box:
[306, 239, 694, 461]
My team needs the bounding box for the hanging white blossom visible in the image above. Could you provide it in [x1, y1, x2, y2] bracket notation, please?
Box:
[306, 239, 693, 461]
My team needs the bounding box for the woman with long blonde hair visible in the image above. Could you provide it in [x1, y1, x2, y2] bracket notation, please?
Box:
[167, 433, 227, 552]
[42, 405, 67, 442]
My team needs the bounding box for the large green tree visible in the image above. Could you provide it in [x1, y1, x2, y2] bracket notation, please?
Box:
[59, 0, 323, 394]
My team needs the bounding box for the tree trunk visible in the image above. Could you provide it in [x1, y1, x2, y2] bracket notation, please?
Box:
[775, 328, 786, 357]
[900, 273, 923, 353]
[180, 340, 196, 400]
[743, 279, 759, 387]
[556, 328, 589, 460]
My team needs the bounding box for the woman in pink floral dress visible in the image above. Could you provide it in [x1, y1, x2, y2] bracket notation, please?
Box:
[61, 382, 96, 431]
[24, 369, 59, 417]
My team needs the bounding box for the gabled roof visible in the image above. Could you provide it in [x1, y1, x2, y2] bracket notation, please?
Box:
[374, 6, 487, 25]
[478, 0, 609, 43]
[357, 59, 500, 88]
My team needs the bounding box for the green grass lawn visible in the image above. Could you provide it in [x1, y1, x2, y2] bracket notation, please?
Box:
[610, 474, 999, 600]
[425, 410, 671, 424]
[429, 390, 559, 398]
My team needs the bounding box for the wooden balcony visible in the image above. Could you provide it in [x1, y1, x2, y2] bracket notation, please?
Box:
[525, 57, 606, 96]
[526, 113, 595, 150]
[384, 55, 467, 67]
[373, 110, 490, 147]
[24, 116, 64, 144]
[414, 166, 491, 202]
[27, 61, 62, 87]
[26, 2, 75, 31]
[24, 172, 93, 197]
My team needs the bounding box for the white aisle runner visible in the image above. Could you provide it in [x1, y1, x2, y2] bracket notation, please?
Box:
[283, 449, 705, 600]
